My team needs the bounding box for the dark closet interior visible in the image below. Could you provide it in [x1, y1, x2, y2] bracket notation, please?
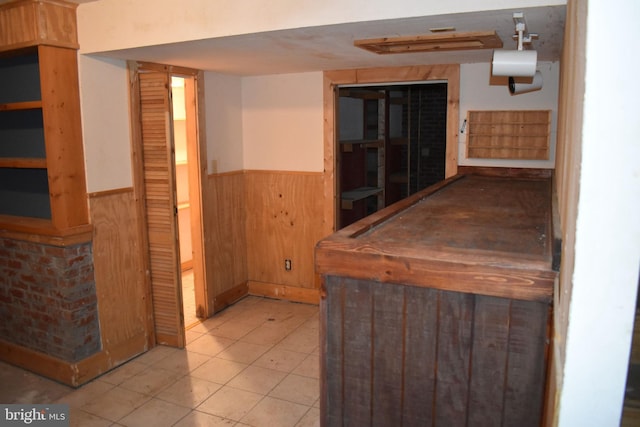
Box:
[337, 82, 448, 228]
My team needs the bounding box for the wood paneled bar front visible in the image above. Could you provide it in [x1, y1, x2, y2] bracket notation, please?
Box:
[315, 167, 560, 427]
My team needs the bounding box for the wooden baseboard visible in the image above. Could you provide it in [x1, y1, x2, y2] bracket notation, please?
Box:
[0, 333, 148, 387]
[213, 282, 249, 312]
[247, 281, 320, 305]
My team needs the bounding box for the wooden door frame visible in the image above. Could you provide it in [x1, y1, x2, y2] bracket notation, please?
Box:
[128, 61, 209, 347]
[322, 65, 460, 235]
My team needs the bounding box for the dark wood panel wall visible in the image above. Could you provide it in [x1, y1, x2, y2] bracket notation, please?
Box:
[321, 276, 550, 427]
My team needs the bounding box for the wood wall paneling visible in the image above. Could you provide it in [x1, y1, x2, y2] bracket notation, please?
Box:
[547, 0, 587, 425]
[321, 276, 550, 426]
[205, 171, 248, 310]
[244, 170, 324, 291]
[89, 189, 149, 360]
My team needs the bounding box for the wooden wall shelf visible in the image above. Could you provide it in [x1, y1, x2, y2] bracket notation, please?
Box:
[467, 110, 551, 160]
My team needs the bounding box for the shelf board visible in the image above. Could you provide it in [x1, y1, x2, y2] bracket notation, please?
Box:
[341, 187, 383, 210]
[0, 157, 47, 168]
[340, 139, 384, 152]
[0, 100, 43, 111]
[390, 137, 408, 146]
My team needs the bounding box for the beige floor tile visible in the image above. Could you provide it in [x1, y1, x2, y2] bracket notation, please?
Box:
[240, 396, 309, 427]
[197, 386, 263, 421]
[134, 346, 180, 365]
[156, 376, 222, 408]
[68, 407, 112, 427]
[208, 319, 262, 340]
[292, 354, 320, 379]
[182, 269, 199, 328]
[185, 329, 204, 344]
[173, 410, 236, 427]
[277, 326, 319, 354]
[216, 341, 271, 364]
[190, 357, 248, 384]
[295, 407, 320, 427]
[241, 323, 292, 346]
[152, 349, 211, 375]
[253, 347, 308, 373]
[118, 398, 191, 427]
[0, 361, 74, 404]
[97, 360, 148, 386]
[187, 316, 229, 334]
[269, 374, 319, 406]
[0, 299, 319, 427]
[269, 315, 310, 335]
[57, 380, 114, 408]
[80, 386, 150, 422]
[187, 334, 236, 357]
[119, 367, 182, 396]
[227, 365, 287, 395]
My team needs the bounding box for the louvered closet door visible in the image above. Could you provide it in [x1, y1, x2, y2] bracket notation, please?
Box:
[139, 71, 185, 348]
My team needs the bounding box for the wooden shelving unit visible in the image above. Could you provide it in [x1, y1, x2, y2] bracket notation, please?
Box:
[337, 89, 385, 227]
[466, 110, 551, 160]
[0, 0, 89, 242]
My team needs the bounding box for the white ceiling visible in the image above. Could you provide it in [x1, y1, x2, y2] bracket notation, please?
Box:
[0, 0, 565, 76]
[91, 6, 565, 76]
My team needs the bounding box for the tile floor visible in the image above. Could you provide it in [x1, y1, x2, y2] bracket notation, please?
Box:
[182, 269, 198, 328]
[0, 296, 321, 427]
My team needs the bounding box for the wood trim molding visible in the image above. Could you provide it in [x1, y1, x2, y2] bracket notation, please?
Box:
[88, 187, 134, 199]
[0, 217, 93, 246]
[323, 64, 460, 235]
[0, 333, 147, 387]
[247, 281, 320, 305]
[213, 282, 249, 312]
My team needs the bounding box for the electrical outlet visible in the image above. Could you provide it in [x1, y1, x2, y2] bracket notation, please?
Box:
[284, 259, 292, 271]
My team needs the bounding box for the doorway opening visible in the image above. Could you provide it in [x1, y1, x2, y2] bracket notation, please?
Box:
[170, 76, 199, 328]
[130, 62, 207, 348]
[336, 82, 448, 229]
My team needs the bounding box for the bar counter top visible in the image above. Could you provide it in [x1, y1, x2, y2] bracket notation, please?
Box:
[315, 168, 560, 302]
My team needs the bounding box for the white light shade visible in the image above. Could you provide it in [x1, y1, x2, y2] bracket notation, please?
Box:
[492, 49, 537, 77]
[509, 71, 543, 95]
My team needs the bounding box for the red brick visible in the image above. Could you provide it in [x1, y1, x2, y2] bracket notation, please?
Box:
[7, 259, 22, 269]
[43, 246, 65, 257]
[9, 288, 24, 299]
[37, 256, 53, 265]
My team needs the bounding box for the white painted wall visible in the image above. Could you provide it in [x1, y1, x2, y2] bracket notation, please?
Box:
[556, 0, 640, 425]
[459, 61, 559, 169]
[76, 0, 564, 54]
[77, 55, 132, 193]
[241, 72, 324, 172]
[204, 72, 244, 174]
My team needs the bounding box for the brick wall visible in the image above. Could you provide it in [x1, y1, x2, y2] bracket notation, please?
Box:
[0, 237, 101, 362]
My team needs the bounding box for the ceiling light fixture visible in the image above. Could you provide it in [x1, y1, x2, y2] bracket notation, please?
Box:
[354, 30, 502, 55]
[492, 12, 542, 95]
[492, 12, 538, 77]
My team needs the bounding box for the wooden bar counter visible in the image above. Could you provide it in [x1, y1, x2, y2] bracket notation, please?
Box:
[315, 167, 559, 427]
